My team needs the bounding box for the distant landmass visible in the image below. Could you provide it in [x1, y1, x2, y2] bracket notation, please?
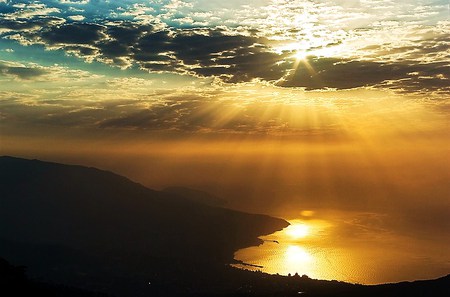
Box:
[163, 186, 227, 207]
[0, 156, 448, 297]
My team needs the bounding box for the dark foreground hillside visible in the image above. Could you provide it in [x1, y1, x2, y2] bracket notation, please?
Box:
[0, 156, 287, 296]
[0, 156, 448, 297]
[2, 256, 449, 297]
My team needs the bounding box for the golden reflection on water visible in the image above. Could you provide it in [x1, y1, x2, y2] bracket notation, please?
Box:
[284, 245, 313, 273]
[233, 214, 450, 284]
[234, 219, 332, 279]
[285, 223, 310, 239]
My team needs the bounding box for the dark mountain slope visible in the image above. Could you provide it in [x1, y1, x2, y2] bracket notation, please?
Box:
[0, 156, 288, 295]
[0, 257, 111, 297]
[163, 186, 226, 207]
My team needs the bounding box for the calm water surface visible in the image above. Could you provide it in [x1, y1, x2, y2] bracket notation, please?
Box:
[233, 211, 450, 284]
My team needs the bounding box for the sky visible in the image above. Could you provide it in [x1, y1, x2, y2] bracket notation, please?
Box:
[0, 1, 449, 239]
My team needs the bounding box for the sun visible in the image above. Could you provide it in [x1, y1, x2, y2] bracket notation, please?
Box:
[294, 50, 308, 61]
[274, 42, 309, 61]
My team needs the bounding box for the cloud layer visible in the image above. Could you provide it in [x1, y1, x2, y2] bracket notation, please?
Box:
[1, 0, 449, 94]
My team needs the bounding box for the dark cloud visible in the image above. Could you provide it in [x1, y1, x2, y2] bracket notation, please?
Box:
[41, 23, 105, 44]
[1, 15, 290, 81]
[170, 32, 256, 64]
[0, 16, 64, 32]
[97, 40, 129, 57]
[98, 99, 228, 132]
[383, 74, 450, 95]
[0, 61, 48, 80]
[280, 58, 395, 89]
[107, 23, 154, 44]
[128, 27, 289, 80]
[0, 19, 42, 31]
[190, 45, 288, 82]
[278, 57, 450, 93]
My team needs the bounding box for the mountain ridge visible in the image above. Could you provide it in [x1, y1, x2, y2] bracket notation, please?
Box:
[0, 155, 289, 295]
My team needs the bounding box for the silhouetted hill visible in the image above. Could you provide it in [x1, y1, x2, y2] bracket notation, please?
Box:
[0, 257, 111, 297]
[0, 156, 288, 296]
[0, 156, 287, 254]
[163, 186, 227, 207]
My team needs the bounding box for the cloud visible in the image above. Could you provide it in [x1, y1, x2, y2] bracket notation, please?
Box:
[67, 15, 85, 21]
[3, 17, 288, 81]
[278, 57, 450, 94]
[133, 29, 289, 81]
[0, 16, 65, 34]
[0, 1, 448, 95]
[0, 60, 48, 80]
[0, 60, 102, 82]
[59, 0, 90, 4]
[0, 82, 351, 137]
[41, 23, 106, 45]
